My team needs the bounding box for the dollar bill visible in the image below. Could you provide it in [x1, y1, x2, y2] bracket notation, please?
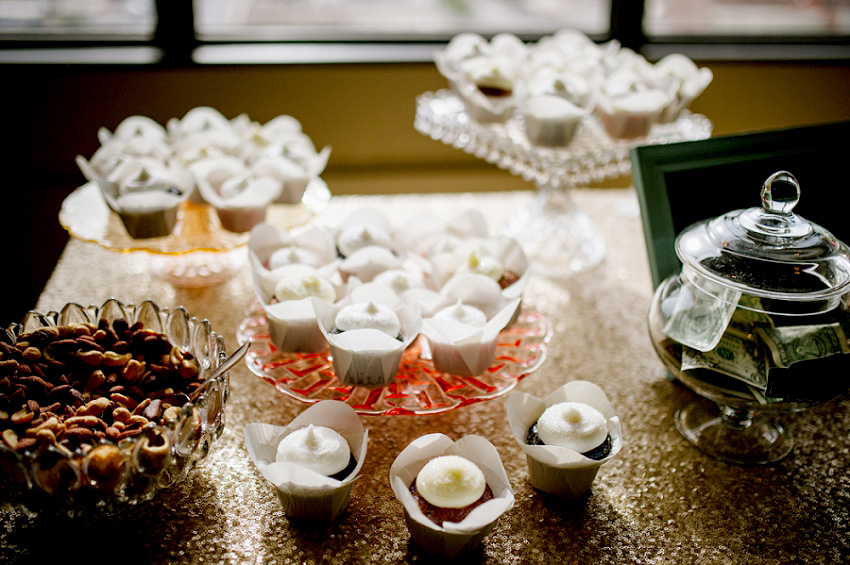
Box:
[662, 275, 741, 352]
[681, 330, 770, 390]
[729, 294, 774, 329]
[756, 323, 850, 368]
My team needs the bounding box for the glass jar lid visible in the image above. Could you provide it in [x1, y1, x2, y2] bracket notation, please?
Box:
[675, 171, 850, 304]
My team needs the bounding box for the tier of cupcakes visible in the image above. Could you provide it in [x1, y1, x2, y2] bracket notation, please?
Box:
[248, 207, 530, 387]
[435, 28, 712, 145]
[76, 107, 330, 238]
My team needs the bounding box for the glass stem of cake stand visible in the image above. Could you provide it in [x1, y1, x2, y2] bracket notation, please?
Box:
[675, 398, 794, 465]
[504, 181, 606, 280]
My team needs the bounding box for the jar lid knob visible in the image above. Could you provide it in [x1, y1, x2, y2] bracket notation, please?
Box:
[761, 170, 800, 216]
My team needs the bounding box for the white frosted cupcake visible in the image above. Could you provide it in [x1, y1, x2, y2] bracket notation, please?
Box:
[522, 94, 587, 147]
[456, 56, 519, 124]
[250, 146, 331, 204]
[506, 380, 622, 497]
[429, 236, 530, 301]
[595, 88, 670, 140]
[338, 245, 403, 283]
[313, 294, 422, 387]
[389, 434, 514, 559]
[651, 53, 713, 123]
[98, 114, 168, 144]
[421, 297, 520, 377]
[243, 400, 368, 523]
[259, 264, 337, 353]
[249, 224, 338, 286]
[196, 171, 281, 233]
[94, 159, 189, 239]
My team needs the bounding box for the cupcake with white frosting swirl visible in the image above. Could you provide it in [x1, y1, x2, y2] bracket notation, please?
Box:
[390, 434, 514, 558]
[506, 380, 622, 497]
[422, 293, 520, 377]
[276, 424, 357, 480]
[313, 290, 422, 387]
[244, 400, 368, 523]
[261, 264, 337, 353]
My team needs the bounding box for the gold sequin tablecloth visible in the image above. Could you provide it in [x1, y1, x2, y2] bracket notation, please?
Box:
[3, 189, 849, 564]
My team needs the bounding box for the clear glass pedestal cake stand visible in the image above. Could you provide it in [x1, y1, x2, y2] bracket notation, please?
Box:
[414, 89, 713, 278]
[58, 179, 331, 288]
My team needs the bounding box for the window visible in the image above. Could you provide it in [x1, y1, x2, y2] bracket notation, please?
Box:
[194, 0, 611, 41]
[1, 1, 848, 62]
[645, 0, 850, 38]
[0, 0, 156, 39]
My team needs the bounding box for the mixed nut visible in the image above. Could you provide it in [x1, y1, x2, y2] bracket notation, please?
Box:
[0, 317, 205, 495]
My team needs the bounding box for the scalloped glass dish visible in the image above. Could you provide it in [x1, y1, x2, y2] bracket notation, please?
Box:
[0, 299, 229, 517]
[415, 89, 713, 189]
[237, 301, 551, 415]
[58, 180, 331, 287]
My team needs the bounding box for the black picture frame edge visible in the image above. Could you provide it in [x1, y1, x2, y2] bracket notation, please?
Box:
[630, 120, 850, 290]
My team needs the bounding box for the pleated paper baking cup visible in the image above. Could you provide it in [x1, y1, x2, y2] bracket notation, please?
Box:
[244, 400, 368, 523]
[389, 433, 514, 558]
[506, 380, 622, 497]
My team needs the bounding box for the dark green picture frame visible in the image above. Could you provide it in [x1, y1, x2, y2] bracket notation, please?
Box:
[630, 121, 850, 290]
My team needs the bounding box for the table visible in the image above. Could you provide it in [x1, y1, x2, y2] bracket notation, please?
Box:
[3, 189, 848, 564]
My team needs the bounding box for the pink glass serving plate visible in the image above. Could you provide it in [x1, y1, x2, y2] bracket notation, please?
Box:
[236, 301, 551, 415]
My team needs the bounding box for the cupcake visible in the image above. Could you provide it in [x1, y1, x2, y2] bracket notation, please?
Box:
[456, 56, 519, 124]
[333, 207, 396, 257]
[390, 433, 514, 559]
[594, 66, 671, 139]
[429, 236, 530, 300]
[506, 380, 622, 497]
[313, 294, 422, 387]
[248, 224, 343, 353]
[338, 246, 403, 283]
[522, 94, 587, 147]
[250, 145, 331, 205]
[243, 400, 368, 523]
[249, 223, 338, 287]
[95, 159, 189, 239]
[434, 32, 487, 91]
[167, 106, 234, 140]
[595, 89, 669, 139]
[195, 164, 281, 233]
[260, 264, 338, 353]
[421, 296, 520, 377]
[98, 114, 168, 144]
[651, 53, 713, 123]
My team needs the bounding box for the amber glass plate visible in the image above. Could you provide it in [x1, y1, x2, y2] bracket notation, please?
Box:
[236, 301, 551, 415]
[58, 180, 331, 287]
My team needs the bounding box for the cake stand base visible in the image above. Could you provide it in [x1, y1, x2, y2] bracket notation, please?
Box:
[149, 248, 246, 288]
[675, 399, 793, 465]
[503, 186, 605, 279]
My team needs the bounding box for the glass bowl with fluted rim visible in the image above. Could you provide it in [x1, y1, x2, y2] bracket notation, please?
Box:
[0, 298, 229, 516]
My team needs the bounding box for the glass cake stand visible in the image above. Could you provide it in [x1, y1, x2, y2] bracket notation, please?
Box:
[236, 300, 551, 416]
[414, 89, 713, 278]
[58, 179, 331, 288]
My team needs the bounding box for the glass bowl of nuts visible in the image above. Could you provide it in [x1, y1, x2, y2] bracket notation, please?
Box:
[0, 298, 229, 516]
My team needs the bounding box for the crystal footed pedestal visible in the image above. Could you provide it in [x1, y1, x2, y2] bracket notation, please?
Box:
[674, 398, 794, 465]
[414, 89, 713, 278]
[503, 185, 605, 277]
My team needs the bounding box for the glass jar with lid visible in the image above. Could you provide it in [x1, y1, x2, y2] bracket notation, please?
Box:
[648, 171, 850, 464]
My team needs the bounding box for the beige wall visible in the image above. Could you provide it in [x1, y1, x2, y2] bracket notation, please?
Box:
[10, 59, 850, 195]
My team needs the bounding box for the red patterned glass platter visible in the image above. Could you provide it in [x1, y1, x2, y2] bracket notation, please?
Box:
[237, 301, 551, 415]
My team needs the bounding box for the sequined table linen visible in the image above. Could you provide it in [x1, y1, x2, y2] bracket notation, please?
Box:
[3, 189, 848, 564]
